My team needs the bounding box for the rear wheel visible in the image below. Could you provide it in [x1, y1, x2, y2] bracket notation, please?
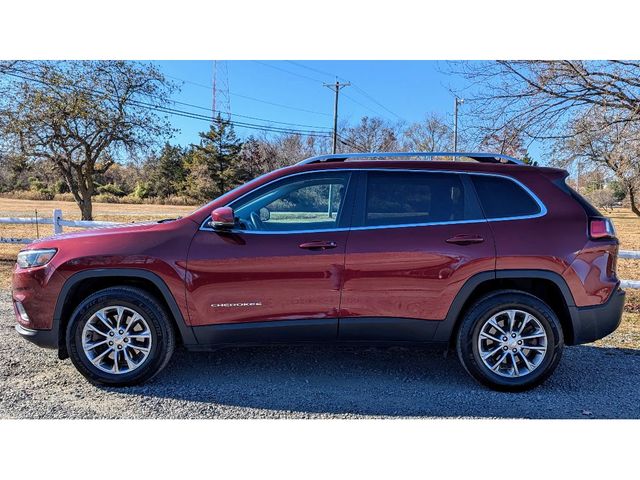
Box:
[456, 290, 564, 392]
[66, 286, 175, 386]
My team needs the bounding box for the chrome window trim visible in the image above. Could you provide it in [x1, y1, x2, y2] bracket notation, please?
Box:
[199, 168, 547, 234]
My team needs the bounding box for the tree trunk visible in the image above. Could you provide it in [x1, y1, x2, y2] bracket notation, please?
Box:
[79, 196, 93, 221]
[629, 185, 640, 217]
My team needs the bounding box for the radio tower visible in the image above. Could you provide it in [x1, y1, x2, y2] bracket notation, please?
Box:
[212, 60, 231, 122]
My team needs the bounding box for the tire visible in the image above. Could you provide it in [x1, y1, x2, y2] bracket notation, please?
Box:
[66, 286, 176, 387]
[456, 290, 564, 392]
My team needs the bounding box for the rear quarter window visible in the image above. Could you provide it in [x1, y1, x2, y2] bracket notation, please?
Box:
[471, 175, 541, 219]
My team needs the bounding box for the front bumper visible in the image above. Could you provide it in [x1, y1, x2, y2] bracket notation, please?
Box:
[15, 323, 58, 349]
[570, 287, 625, 345]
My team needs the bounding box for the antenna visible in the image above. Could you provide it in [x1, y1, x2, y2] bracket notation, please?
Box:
[212, 60, 231, 121]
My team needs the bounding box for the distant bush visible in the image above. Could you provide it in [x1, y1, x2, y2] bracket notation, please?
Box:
[1, 189, 54, 201]
[97, 183, 126, 197]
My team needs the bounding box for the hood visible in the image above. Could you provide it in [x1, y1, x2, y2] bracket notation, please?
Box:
[24, 221, 163, 248]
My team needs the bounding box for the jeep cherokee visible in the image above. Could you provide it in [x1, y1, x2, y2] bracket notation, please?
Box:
[12, 152, 626, 391]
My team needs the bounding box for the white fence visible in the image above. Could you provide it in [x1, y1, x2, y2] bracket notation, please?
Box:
[0, 208, 120, 244]
[2, 209, 640, 289]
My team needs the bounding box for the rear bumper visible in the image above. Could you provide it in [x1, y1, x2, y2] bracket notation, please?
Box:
[15, 323, 58, 349]
[570, 287, 625, 345]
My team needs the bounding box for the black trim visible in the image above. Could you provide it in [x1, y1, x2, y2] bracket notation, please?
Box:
[53, 269, 197, 350]
[191, 318, 338, 347]
[433, 269, 580, 343]
[433, 271, 495, 342]
[570, 288, 625, 345]
[339, 317, 439, 342]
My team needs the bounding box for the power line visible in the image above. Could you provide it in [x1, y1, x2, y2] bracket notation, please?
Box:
[164, 72, 331, 117]
[252, 60, 324, 83]
[0, 68, 332, 139]
[285, 60, 404, 121]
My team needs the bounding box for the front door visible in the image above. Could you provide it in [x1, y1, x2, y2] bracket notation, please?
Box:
[339, 170, 496, 341]
[186, 171, 354, 342]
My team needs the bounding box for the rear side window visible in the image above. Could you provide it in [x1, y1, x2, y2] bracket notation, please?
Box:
[471, 175, 541, 219]
[364, 171, 483, 226]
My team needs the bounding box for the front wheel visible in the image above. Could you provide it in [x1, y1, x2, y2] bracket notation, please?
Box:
[456, 290, 564, 392]
[66, 286, 175, 386]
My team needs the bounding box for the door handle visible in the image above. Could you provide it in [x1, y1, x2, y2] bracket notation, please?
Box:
[445, 234, 485, 245]
[299, 241, 338, 251]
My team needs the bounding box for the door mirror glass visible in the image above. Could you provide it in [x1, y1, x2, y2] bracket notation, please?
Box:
[259, 207, 271, 222]
[211, 207, 235, 229]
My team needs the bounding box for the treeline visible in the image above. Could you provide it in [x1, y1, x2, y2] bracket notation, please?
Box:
[0, 113, 470, 206]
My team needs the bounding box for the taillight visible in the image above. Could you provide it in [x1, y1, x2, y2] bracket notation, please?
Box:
[589, 217, 616, 240]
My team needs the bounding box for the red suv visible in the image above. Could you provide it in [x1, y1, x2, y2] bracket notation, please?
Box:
[12, 152, 625, 391]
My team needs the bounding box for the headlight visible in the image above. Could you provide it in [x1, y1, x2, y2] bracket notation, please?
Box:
[16, 248, 57, 268]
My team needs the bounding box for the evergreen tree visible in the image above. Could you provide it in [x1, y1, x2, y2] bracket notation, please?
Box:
[186, 115, 243, 201]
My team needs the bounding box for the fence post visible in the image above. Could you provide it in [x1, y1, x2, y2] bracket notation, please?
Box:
[53, 209, 63, 234]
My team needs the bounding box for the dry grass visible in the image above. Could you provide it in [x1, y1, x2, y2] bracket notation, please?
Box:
[1, 199, 639, 347]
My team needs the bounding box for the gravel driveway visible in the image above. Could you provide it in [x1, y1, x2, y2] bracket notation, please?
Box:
[1, 290, 639, 419]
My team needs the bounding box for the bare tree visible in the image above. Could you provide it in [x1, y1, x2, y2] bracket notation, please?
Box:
[449, 61, 640, 141]
[342, 116, 401, 152]
[554, 107, 640, 216]
[402, 114, 452, 152]
[0, 61, 175, 219]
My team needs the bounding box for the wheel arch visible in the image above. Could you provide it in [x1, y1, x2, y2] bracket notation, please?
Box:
[54, 269, 196, 359]
[434, 269, 579, 346]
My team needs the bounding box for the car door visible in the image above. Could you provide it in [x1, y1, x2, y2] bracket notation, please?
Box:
[186, 170, 354, 343]
[339, 169, 496, 342]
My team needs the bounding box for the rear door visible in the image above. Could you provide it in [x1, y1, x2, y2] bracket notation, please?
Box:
[339, 169, 496, 341]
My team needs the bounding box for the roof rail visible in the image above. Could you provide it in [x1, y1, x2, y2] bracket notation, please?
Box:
[297, 151, 525, 166]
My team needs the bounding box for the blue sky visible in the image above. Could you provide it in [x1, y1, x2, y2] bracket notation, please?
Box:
[153, 60, 542, 161]
[155, 61, 460, 136]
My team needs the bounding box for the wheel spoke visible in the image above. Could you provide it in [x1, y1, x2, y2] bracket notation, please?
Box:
[518, 314, 533, 334]
[112, 350, 120, 373]
[520, 332, 546, 341]
[86, 324, 108, 337]
[488, 318, 507, 336]
[95, 310, 114, 332]
[523, 345, 546, 352]
[480, 331, 503, 343]
[129, 345, 150, 354]
[85, 339, 109, 350]
[91, 348, 112, 366]
[115, 307, 124, 330]
[491, 352, 508, 371]
[506, 310, 516, 332]
[518, 350, 534, 371]
[481, 345, 503, 359]
[128, 333, 151, 340]
[510, 352, 520, 376]
[123, 348, 135, 370]
[124, 314, 142, 334]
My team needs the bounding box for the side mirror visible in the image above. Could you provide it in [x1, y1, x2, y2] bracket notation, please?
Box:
[210, 207, 235, 229]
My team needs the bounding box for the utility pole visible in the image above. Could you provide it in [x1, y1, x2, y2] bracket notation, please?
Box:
[324, 79, 351, 154]
[324, 79, 350, 218]
[453, 96, 464, 154]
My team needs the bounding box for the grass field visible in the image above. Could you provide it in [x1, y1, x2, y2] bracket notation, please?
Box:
[1, 198, 639, 347]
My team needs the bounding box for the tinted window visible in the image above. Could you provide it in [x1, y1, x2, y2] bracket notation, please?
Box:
[233, 172, 350, 231]
[364, 172, 483, 226]
[471, 175, 541, 218]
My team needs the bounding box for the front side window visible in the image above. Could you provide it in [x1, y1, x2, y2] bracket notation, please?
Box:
[364, 171, 483, 227]
[232, 172, 351, 232]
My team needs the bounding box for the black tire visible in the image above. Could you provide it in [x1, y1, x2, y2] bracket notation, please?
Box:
[66, 286, 175, 387]
[456, 290, 564, 392]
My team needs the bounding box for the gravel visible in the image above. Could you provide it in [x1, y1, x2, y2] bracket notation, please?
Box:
[1, 290, 639, 419]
